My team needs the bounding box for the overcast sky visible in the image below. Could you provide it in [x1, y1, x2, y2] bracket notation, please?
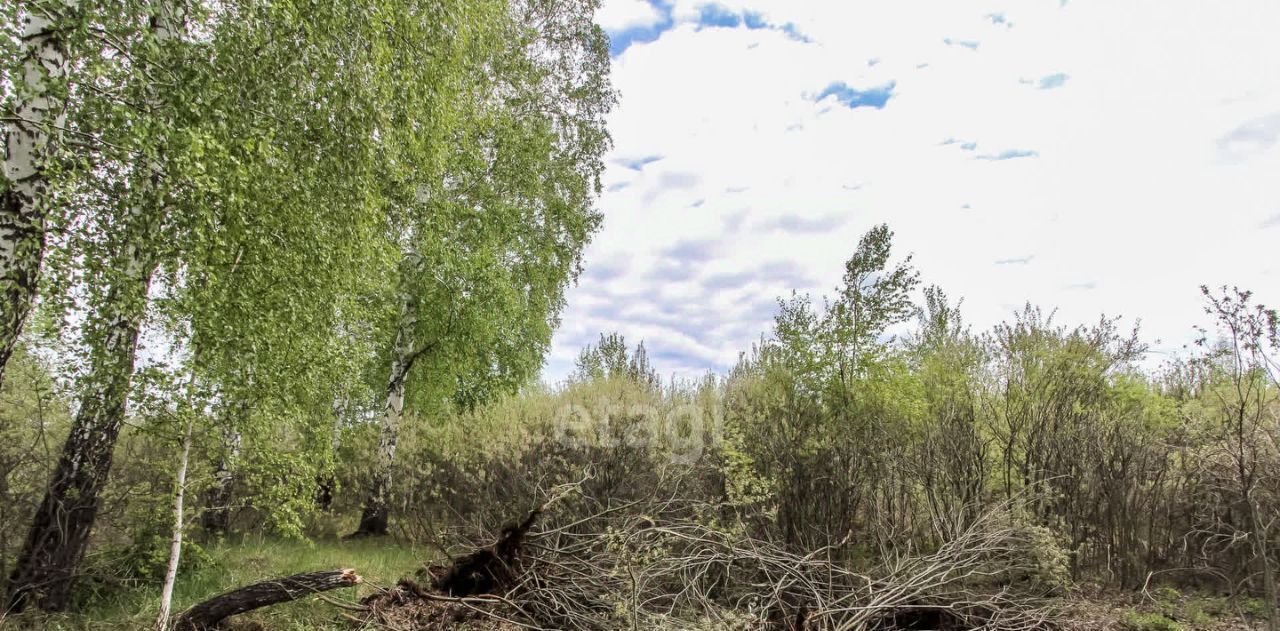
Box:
[542, 0, 1280, 383]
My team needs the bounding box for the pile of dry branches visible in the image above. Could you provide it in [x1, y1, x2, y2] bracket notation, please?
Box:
[355, 479, 1062, 630]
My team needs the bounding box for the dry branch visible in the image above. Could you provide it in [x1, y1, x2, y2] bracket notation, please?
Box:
[359, 479, 1061, 630]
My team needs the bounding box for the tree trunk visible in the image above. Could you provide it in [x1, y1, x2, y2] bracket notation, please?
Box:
[202, 424, 240, 536]
[5, 1, 179, 611]
[173, 568, 361, 631]
[315, 391, 348, 511]
[156, 413, 195, 631]
[1247, 495, 1279, 631]
[4, 233, 158, 611]
[353, 296, 416, 537]
[0, 2, 72, 385]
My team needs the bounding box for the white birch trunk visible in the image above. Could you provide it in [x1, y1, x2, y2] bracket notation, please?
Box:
[6, 0, 180, 612]
[356, 293, 417, 535]
[155, 412, 195, 631]
[0, 2, 73, 384]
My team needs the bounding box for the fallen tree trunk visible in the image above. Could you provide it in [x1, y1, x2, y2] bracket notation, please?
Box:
[173, 568, 361, 630]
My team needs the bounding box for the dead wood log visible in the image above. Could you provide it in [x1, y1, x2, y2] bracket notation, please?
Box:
[173, 568, 361, 630]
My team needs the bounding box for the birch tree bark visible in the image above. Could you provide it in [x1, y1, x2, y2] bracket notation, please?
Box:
[0, 2, 73, 385]
[202, 396, 247, 537]
[155, 409, 196, 631]
[354, 293, 418, 536]
[5, 0, 177, 612]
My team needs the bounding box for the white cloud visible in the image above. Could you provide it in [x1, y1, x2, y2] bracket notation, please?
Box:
[595, 0, 665, 33]
[552, 0, 1280, 383]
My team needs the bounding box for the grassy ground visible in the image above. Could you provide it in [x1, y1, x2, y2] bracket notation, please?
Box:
[7, 540, 1271, 630]
[12, 536, 428, 630]
[1057, 584, 1269, 631]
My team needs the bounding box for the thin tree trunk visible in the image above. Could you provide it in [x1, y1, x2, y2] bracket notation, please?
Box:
[354, 295, 416, 537]
[155, 411, 195, 631]
[316, 390, 347, 511]
[1247, 495, 1279, 631]
[0, 2, 72, 385]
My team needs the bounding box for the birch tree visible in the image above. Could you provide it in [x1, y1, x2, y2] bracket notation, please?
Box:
[5, 0, 188, 611]
[354, 0, 615, 536]
[6, 0, 496, 609]
[0, 1, 73, 385]
[153, 367, 200, 631]
[5, 0, 187, 611]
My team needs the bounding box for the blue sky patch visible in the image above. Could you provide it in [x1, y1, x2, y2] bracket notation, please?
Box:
[1038, 72, 1069, 89]
[693, 3, 812, 42]
[944, 37, 980, 51]
[607, 1, 675, 57]
[743, 10, 768, 29]
[694, 4, 768, 31]
[816, 81, 896, 110]
[977, 149, 1039, 161]
[778, 22, 812, 43]
[697, 3, 745, 28]
[616, 154, 664, 170]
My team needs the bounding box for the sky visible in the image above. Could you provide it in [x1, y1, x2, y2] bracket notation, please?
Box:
[542, 0, 1280, 383]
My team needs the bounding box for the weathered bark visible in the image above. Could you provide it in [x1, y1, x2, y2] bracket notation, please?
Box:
[202, 424, 241, 536]
[173, 568, 361, 631]
[0, 3, 72, 385]
[353, 295, 417, 537]
[156, 413, 195, 631]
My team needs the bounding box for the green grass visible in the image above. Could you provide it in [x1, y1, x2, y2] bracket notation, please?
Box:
[1120, 610, 1187, 631]
[16, 536, 428, 630]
